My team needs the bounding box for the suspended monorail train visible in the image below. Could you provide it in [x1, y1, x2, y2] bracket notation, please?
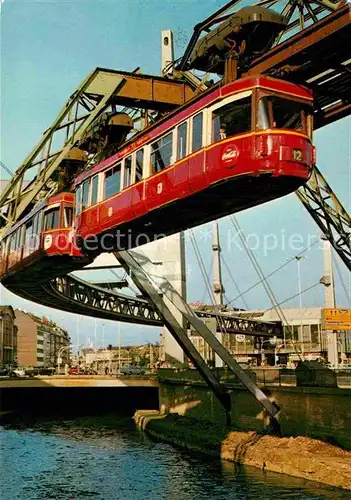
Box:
[0, 76, 315, 283]
[0, 193, 89, 287]
[73, 76, 315, 251]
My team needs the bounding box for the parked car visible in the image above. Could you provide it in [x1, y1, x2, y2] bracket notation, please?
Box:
[25, 367, 56, 376]
[120, 364, 145, 376]
[68, 367, 80, 375]
[77, 368, 97, 375]
[13, 368, 27, 377]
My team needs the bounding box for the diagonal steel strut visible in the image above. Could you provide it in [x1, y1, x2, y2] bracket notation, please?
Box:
[296, 165, 350, 271]
[114, 251, 232, 424]
[115, 250, 280, 424]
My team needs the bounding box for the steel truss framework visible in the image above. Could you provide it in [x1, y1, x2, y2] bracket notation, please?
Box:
[47, 274, 162, 326]
[0, 69, 194, 235]
[245, 3, 351, 129]
[178, 0, 343, 71]
[196, 311, 282, 337]
[44, 273, 283, 337]
[116, 249, 280, 426]
[297, 166, 351, 271]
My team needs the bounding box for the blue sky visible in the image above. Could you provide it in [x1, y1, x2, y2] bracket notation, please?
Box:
[1, 0, 350, 348]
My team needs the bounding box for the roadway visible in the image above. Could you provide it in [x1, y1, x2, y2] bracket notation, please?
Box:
[0, 375, 159, 388]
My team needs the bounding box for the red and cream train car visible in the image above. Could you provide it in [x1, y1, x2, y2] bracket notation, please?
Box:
[0, 193, 87, 285]
[73, 76, 315, 252]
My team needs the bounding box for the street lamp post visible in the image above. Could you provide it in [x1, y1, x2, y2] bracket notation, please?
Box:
[149, 342, 154, 372]
[57, 344, 81, 374]
[118, 323, 121, 376]
[57, 345, 70, 375]
[260, 339, 272, 366]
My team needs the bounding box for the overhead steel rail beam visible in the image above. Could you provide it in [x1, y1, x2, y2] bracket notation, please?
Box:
[0, 68, 195, 235]
[116, 249, 280, 427]
[244, 4, 351, 129]
[45, 273, 283, 336]
[3, 265, 283, 334]
[195, 310, 282, 337]
[296, 165, 351, 271]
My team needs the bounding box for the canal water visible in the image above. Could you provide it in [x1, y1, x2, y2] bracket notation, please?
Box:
[1, 414, 348, 500]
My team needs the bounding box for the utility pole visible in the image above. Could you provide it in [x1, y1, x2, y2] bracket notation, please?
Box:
[149, 342, 154, 372]
[212, 222, 225, 367]
[293, 256, 306, 359]
[212, 222, 224, 306]
[320, 237, 338, 367]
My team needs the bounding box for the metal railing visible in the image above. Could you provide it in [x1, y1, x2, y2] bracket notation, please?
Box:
[157, 367, 351, 388]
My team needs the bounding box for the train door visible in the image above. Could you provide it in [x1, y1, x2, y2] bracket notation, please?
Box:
[42, 203, 61, 252]
[188, 111, 205, 193]
[88, 175, 100, 233]
[172, 120, 190, 198]
[131, 148, 147, 219]
[205, 90, 253, 185]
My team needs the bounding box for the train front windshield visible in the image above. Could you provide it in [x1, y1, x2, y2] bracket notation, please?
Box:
[257, 95, 312, 135]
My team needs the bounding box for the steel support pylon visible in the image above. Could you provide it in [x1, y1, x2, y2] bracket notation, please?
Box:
[296, 165, 350, 271]
[115, 250, 280, 426]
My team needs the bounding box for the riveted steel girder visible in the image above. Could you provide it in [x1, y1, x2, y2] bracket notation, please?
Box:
[0, 68, 194, 236]
[45, 274, 163, 325]
[196, 311, 283, 337]
[296, 165, 351, 271]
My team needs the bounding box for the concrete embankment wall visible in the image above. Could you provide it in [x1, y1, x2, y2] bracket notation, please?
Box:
[134, 411, 351, 490]
[158, 371, 351, 450]
[0, 386, 159, 416]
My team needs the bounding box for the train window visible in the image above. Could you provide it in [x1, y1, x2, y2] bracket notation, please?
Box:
[91, 176, 99, 205]
[82, 179, 90, 210]
[14, 229, 21, 250]
[18, 225, 25, 248]
[10, 233, 16, 252]
[0, 240, 6, 260]
[32, 213, 40, 237]
[212, 97, 251, 142]
[136, 149, 144, 181]
[257, 96, 310, 133]
[104, 164, 121, 199]
[63, 207, 73, 228]
[44, 208, 60, 231]
[177, 122, 188, 160]
[124, 156, 132, 188]
[35, 212, 43, 248]
[75, 186, 82, 215]
[192, 113, 203, 152]
[151, 132, 173, 173]
[25, 221, 33, 240]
